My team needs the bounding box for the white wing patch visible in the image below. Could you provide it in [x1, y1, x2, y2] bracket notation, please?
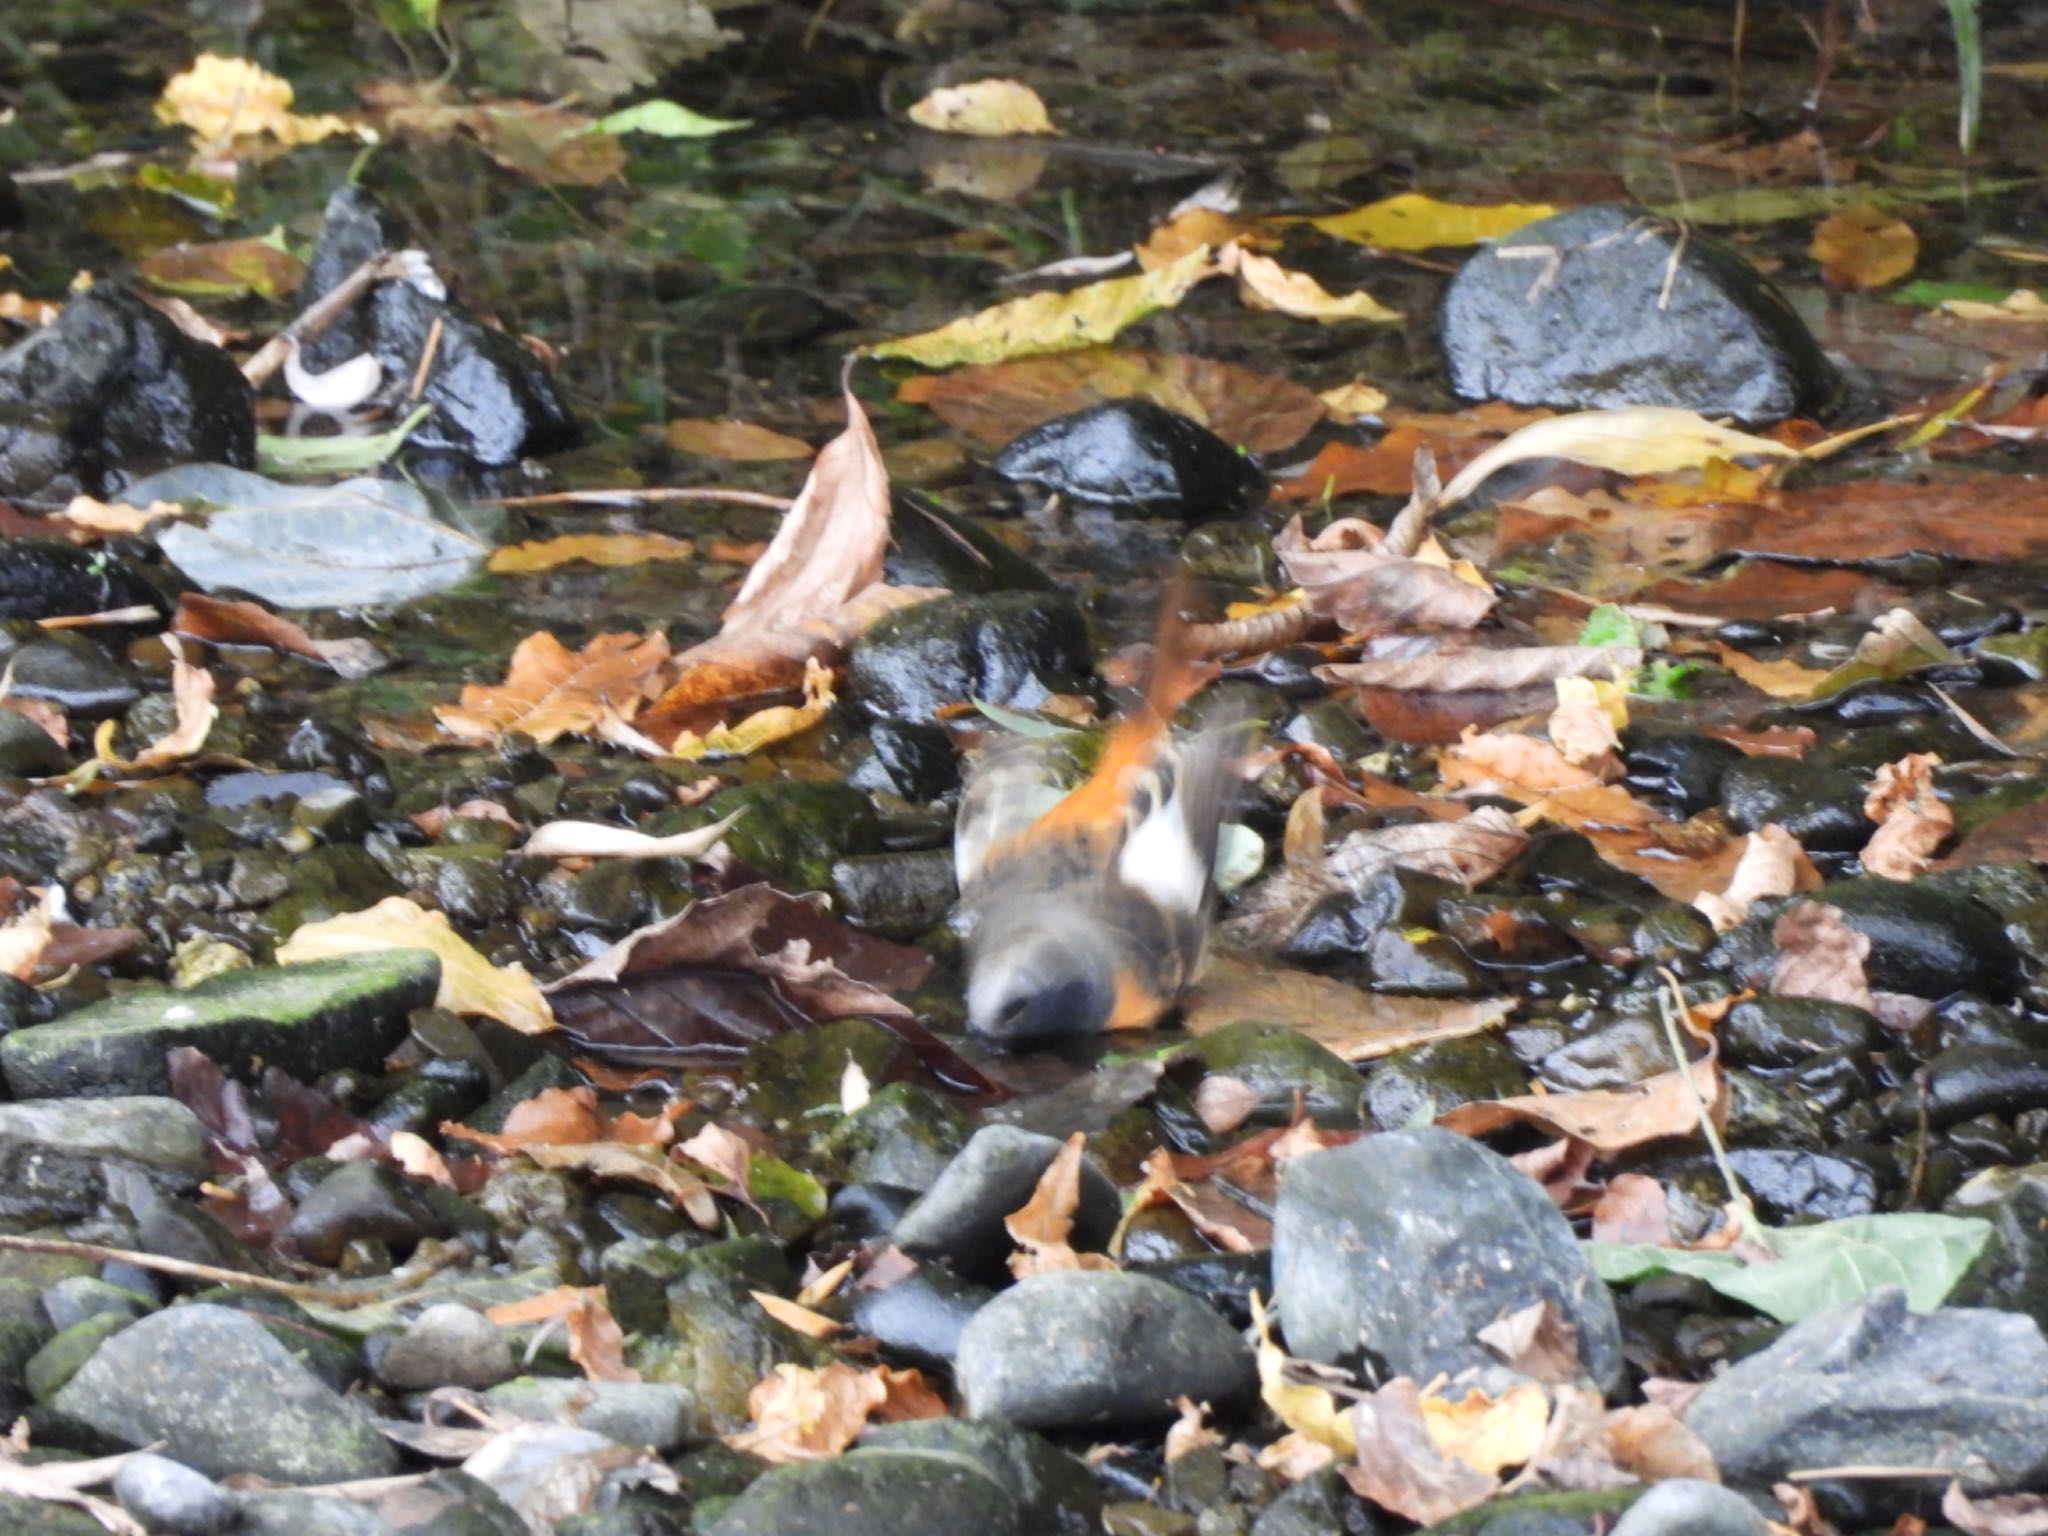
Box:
[955, 745, 1067, 888]
[1117, 776, 1207, 914]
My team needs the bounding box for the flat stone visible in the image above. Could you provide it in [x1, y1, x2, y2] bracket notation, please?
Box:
[0, 952, 439, 1098]
[1272, 1127, 1623, 1389]
[955, 1270, 1254, 1429]
[51, 1303, 397, 1484]
[0, 1095, 208, 1224]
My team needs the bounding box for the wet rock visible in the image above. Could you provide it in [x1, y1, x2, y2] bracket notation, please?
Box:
[371, 1302, 514, 1391]
[1366, 925, 1488, 994]
[853, 719, 961, 801]
[1815, 876, 2016, 999]
[1952, 1163, 2048, 1331]
[1918, 1044, 2048, 1128]
[954, 1270, 1255, 1428]
[831, 850, 959, 940]
[886, 492, 1056, 594]
[298, 186, 578, 465]
[27, 1311, 130, 1400]
[704, 1450, 1020, 1536]
[1536, 1014, 1667, 1092]
[1361, 1033, 1525, 1133]
[1685, 1287, 2048, 1497]
[1722, 996, 1877, 1069]
[662, 780, 881, 893]
[234, 1490, 395, 1536]
[1440, 203, 1841, 422]
[484, 1377, 698, 1451]
[891, 1126, 1122, 1283]
[991, 398, 1267, 518]
[1719, 757, 1871, 851]
[51, 1303, 397, 1483]
[827, 1181, 922, 1240]
[0, 284, 255, 502]
[815, 1081, 970, 1190]
[0, 1096, 208, 1224]
[112, 1452, 239, 1536]
[1623, 733, 1745, 817]
[1187, 1021, 1363, 1129]
[1725, 1148, 1879, 1222]
[1128, 1251, 1270, 1328]
[745, 1016, 906, 1130]
[861, 1418, 1104, 1534]
[286, 1159, 444, 1267]
[848, 1262, 992, 1367]
[0, 704, 76, 777]
[0, 951, 438, 1098]
[1249, 1466, 1376, 1536]
[851, 591, 1092, 725]
[0, 630, 144, 713]
[41, 1276, 151, 1334]
[1611, 1478, 1770, 1536]
[1273, 1127, 1622, 1389]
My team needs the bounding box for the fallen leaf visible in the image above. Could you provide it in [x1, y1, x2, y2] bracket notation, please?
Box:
[725, 1362, 946, 1463]
[1810, 203, 1918, 289]
[1474, 1301, 1584, 1386]
[1317, 380, 1390, 422]
[1137, 207, 1263, 269]
[448, 1086, 604, 1152]
[1942, 289, 2048, 322]
[1438, 407, 1800, 509]
[866, 246, 1216, 369]
[1347, 1377, 1501, 1523]
[566, 1291, 640, 1382]
[1601, 1403, 1718, 1484]
[1321, 643, 1639, 694]
[55, 495, 187, 536]
[1942, 1483, 2048, 1536]
[665, 418, 815, 461]
[521, 1142, 718, 1224]
[1251, 1293, 1355, 1457]
[1862, 752, 1953, 879]
[1165, 1397, 1222, 1463]
[676, 1121, 761, 1212]
[521, 809, 744, 861]
[156, 52, 355, 148]
[752, 1291, 845, 1339]
[389, 1130, 456, 1189]
[668, 656, 836, 761]
[0, 884, 61, 982]
[1770, 901, 1874, 1010]
[1221, 243, 1401, 323]
[1192, 1074, 1261, 1136]
[138, 237, 307, 299]
[1937, 801, 2048, 869]
[436, 631, 672, 746]
[1712, 643, 1831, 701]
[487, 534, 697, 573]
[1693, 824, 1812, 930]
[907, 78, 1056, 136]
[1419, 1381, 1550, 1476]
[278, 896, 556, 1034]
[95, 637, 216, 771]
[0, 1441, 147, 1535]
[1184, 954, 1515, 1062]
[172, 593, 388, 679]
[1441, 728, 1609, 794]
[1306, 192, 1556, 251]
[1439, 1042, 1721, 1154]
[1546, 676, 1624, 767]
[1005, 1131, 1116, 1277]
[1274, 515, 1496, 637]
[1272, 426, 1496, 503]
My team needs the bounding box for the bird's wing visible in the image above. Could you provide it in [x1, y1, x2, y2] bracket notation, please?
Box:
[954, 737, 1073, 889]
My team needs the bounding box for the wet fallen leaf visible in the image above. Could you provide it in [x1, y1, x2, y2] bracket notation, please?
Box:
[1770, 901, 1874, 1010]
[1438, 1043, 1720, 1154]
[0, 884, 60, 982]
[1942, 289, 2048, 322]
[669, 656, 836, 761]
[1440, 728, 1609, 795]
[907, 78, 1056, 136]
[1321, 643, 1639, 694]
[1938, 800, 2048, 869]
[487, 534, 697, 573]
[389, 1130, 456, 1189]
[1317, 380, 1390, 422]
[726, 1362, 947, 1463]
[1184, 954, 1515, 1062]
[362, 82, 626, 184]
[1220, 243, 1401, 323]
[1474, 1301, 1583, 1386]
[1546, 676, 1624, 767]
[50, 495, 186, 537]
[752, 1291, 844, 1339]
[436, 631, 672, 746]
[1862, 752, 1953, 880]
[1251, 1292, 1355, 1458]
[1419, 1381, 1550, 1476]
[172, 593, 388, 679]
[1006, 1131, 1116, 1277]
[665, 418, 815, 461]
[867, 245, 1215, 369]
[1272, 426, 1494, 502]
[138, 237, 307, 299]
[566, 1291, 640, 1383]
[1137, 207, 1263, 269]
[1810, 203, 1918, 289]
[521, 808, 744, 861]
[1306, 192, 1556, 251]
[157, 52, 356, 148]
[1942, 1483, 2048, 1536]
[94, 637, 216, 771]
[278, 895, 556, 1034]
[1274, 515, 1496, 637]
[1438, 407, 1800, 509]
[676, 1121, 763, 1214]
[521, 1142, 718, 1224]
[595, 99, 750, 137]
[1711, 643, 1831, 701]
[1165, 1397, 1222, 1463]
[1694, 824, 1813, 930]
[448, 1086, 605, 1152]
[1347, 1377, 1501, 1523]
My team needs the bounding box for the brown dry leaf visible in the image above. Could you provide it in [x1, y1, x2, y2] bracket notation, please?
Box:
[907, 78, 1056, 136]
[437, 631, 671, 746]
[677, 1122, 761, 1213]
[1771, 901, 1874, 1010]
[752, 1291, 845, 1339]
[487, 534, 696, 574]
[1712, 643, 1831, 701]
[1439, 1042, 1721, 1154]
[95, 637, 215, 771]
[1318, 380, 1391, 423]
[389, 1130, 456, 1190]
[1006, 1131, 1116, 1276]
[0, 697, 67, 750]
[1810, 203, 1919, 290]
[1941, 1483, 2048, 1536]
[566, 1292, 640, 1383]
[1346, 1377, 1501, 1524]
[1547, 676, 1624, 766]
[895, 347, 1322, 454]
[1220, 243, 1401, 324]
[521, 1142, 718, 1225]
[1590, 1173, 1674, 1245]
[485, 1284, 603, 1327]
[278, 896, 555, 1034]
[1273, 424, 1502, 503]
[668, 656, 836, 761]
[1474, 1301, 1582, 1386]
[1138, 207, 1263, 269]
[1322, 643, 1639, 694]
[54, 495, 187, 536]
[1274, 515, 1496, 637]
[1694, 824, 1812, 931]
[1603, 1403, 1718, 1483]
[1440, 729, 1608, 795]
[1939, 800, 2048, 869]
[1165, 1397, 1223, 1463]
[726, 1362, 947, 1463]
[1862, 752, 1953, 880]
[1419, 1381, 1551, 1476]
[361, 82, 623, 184]
[0, 884, 61, 982]
[665, 418, 815, 461]
[447, 1086, 603, 1153]
[172, 593, 387, 679]
[1185, 953, 1515, 1062]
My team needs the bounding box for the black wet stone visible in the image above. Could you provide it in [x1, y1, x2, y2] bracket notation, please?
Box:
[0, 710, 67, 777]
[1724, 1147, 1880, 1222]
[0, 632, 142, 714]
[1719, 757, 1871, 851]
[1624, 733, 1745, 817]
[1685, 1287, 2048, 1498]
[0, 951, 439, 1098]
[297, 186, 579, 465]
[1813, 876, 2016, 999]
[0, 544, 165, 627]
[284, 1159, 445, 1267]
[851, 590, 1092, 725]
[1361, 1032, 1525, 1133]
[890, 1126, 1122, 1284]
[1918, 1044, 2048, 1128]
[661, 779, 882, 893]
[1440, 203, 1842, 423]
[990, 398, 1267, 518]
[1722, 996, 1878, 1069]
[1272, 1127, 1623, 1389]
[1952, 1163, 2048, 1332]
[954, 1270, 1255, 1429]
[847, 1262, 990, 1368]
[0, 284, 255, 502]
[51, 1303, 397, 1483]
[703, 1450, 1021, 1536]
[1187, 1020, 1364, 1129]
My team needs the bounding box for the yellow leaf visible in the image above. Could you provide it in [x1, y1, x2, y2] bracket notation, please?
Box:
[907, 78, 1056, 137]
[277, 896, 556, 1035]
[94, 637, 216, 771]
[487, 534, 696, 573]
[1439, 407, 1800, 509]
[156, 53, 357, 149]
[670, 656, 837, 761]
[1419, 1382, 1551, 1477]
[665, 418, 816, 461]
[1137, 207, 1262, 270]
[1711, 643, 1830, 700]
[1809, 203, 1918, 290]
[1222, 244, 1401, 324]
[1251, 1293, 1355, 1455]
[1307, 192, 1556, 251]
[1317, 380, 1390, 422]
[866, 246, 1217, 369]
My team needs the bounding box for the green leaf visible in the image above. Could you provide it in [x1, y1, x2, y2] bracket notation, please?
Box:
[256, 403, 434, 477]
[1576, 604, 1641, 651]
[407, 0, 441, 26]
[971, 698, 1083, 738]
[1634, 660, 1701, 700]
[595, 99, 751, 138]
[747, 1154, 827, 1219]
[1893, 278, 2012, 308]
[1947, 0, 1982, 153]
[1588, 1212, 1992, 1324]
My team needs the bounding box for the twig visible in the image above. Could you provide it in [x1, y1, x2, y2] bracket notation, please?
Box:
[1656, 967, 1757, 1239]
[241, 250, 411, 389]
[484, 487, 795, 512]
[408, 314, 445, 402]
[0, 1233, 473, 1309]
[1188, 599, 1326, 659]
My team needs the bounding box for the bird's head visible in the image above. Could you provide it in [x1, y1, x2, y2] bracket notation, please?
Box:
[963, 914, 1120, 1046]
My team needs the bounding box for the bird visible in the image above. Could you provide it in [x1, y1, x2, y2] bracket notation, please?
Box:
[953, 618, 1240, 1046]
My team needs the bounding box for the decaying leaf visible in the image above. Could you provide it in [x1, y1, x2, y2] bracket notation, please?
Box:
[1437, 406, 1800, 510]
[725, 1362, 947, 1463]
[172, 594, 388, 679]
[278, 896, 556, 1034]
[1185, 953, 1516, 1062]
[1440, 728, 1610, 795]
[1321, 644, 1639, 694]
[907, 78, 1057, 136]
[1693, 824, 1813, 931]
[1770, 901, 1874, 1010]
[1942, 1482, 2048, 1536]
[1165, 1397, 1223, 1463]
[1418, 1380, 1551, 1476]
[1220, 243, 1401, 323]
[1274, 515, 1496, 637]
[521, 1142, 718, 1225]
[669, 656, 837, 761]
[665, 418, 815, 461]
[1251, 1292, 1355, 1462]
[0, 884, 61, 982]
[1475, 1301, 1583, 1386]
[1439, 1040, 1721, 1154]
[487, 534, 697, 573]
[1861, 752, 1953, 879]
[93, 636, 217, 773]
[156, 52, 356, 148]
[1711, 643, 1831, 701]
[1547, 676, 1625, 767]
[1318, 380, 1391, 422]
[521, 808, 745, 862]
[1590, 1174, 1673, 1245]
[1346, 1377, 1502, 1523]
[436, 631, 671, 746]
[1810, 203, 1919, 289]
[1006, 1131, 1117, 1277]
[55, 495, 187, 535]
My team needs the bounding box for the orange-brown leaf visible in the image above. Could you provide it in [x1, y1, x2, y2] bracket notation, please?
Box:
[435, 631, 671, 745]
